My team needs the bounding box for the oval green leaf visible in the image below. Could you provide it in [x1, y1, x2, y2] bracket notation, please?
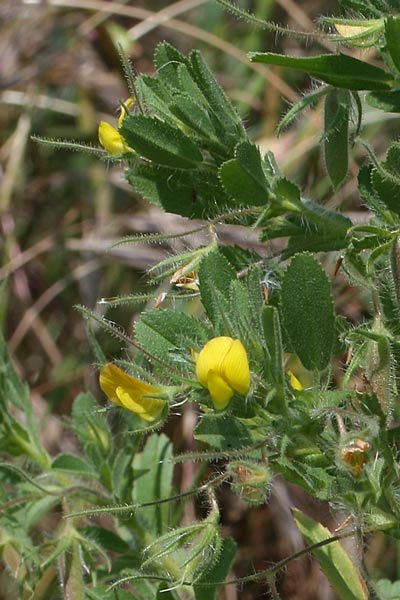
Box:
[281, 253, 335, 370]
[120, 115, 203, 169]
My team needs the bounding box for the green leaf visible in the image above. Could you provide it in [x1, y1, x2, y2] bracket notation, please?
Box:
[300, 198, 352, 232]
[194, 414, 253, 450]
[177, 64, 209, 110]
[366, 142, 400, 216]
[385, 17, 400, 74]
[198, 251, 237, 329]
[249, 52, 392, 90]
[261, 306, 286, 414]
[293, 509, 368, 600]
[87, 586, 138, 600]
[154, 42, 188, 88]
[272, 177, 301, 211]
[366, 90, 400, 112]
[132, 433, 174, 534]
[281, 253, 335, 370]
[25, 496, 60, 530]
[135, 308, 208, 369]
[169, 93, 218, 139]
[51, 454, 97, 476]
[358, 165, 388, 218]
[278, 86, 330, 134]
[376, 579, 400, 599]
[274, 461, 333, 499]
[127, 164, 229, 219]
[71, 392, 110, 457]
[276, 199, 352, 258]
[229, 280, 251, 329]
[112, 444, 137, 502]
[120, 115, 203, 169]
[261, 197, 351, 249]
[0, 331, 44, 454]
[219, 141, 270, 206]
[137, 76, 177, 123]
[324, 89, 350, 188]
[194, 537, 236, 600]
[371, 169, 400, 216]
[188, 50, 245, 143]
[80, 526, 130, 554]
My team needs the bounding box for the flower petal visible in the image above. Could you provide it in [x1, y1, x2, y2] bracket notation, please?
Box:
[195, 337, 233, 388]
[115, 386, 165, 422]
[221, 339, 250, 395]
[99, 363, 165, 421]
[98, 121, 126, 154]
[99, 363, 126, 406]
[207, 370, 234, 410]
[288, 370, 303, 391]
[117, 98, 134, 127]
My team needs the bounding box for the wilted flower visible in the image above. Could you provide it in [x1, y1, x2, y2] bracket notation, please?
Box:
[99, 363, 166, 422]
[98, 98, 133, 154]
[228, 460, 271, 505]
[195, 336, 250, 410]
[340, 439, 370, 476]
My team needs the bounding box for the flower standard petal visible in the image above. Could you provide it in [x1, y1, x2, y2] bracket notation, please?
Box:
[207, 370, 234, 410]
[195, 337, 233, 388]
[98, 121, 126, 154]
[288, 370, 303, 391]
[99, 363, 127, 406]
[195, 337, 250, 409]
[221, 339, 250, 395]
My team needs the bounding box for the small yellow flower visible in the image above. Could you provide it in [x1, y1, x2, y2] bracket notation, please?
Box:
[195, 337, 250, 410]
[99, 363, 165, 422]
[288, 370, 303, 391]
[98, 98, 133, 155]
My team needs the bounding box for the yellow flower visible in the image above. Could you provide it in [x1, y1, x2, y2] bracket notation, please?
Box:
[288, 370, 303, 391]
[99, 363, 166, 422]
[98, 98, 133, 155]
[195, 337, 250, 410]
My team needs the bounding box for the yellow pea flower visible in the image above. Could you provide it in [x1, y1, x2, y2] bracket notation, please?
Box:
[99, 363, 166, 422]
[195, 337, 250, 410]
[98, 98, 133, 155]
[288, 370, 303, 391]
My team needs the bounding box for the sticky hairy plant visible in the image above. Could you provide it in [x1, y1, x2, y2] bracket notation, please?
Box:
[2, 1, 400, 598]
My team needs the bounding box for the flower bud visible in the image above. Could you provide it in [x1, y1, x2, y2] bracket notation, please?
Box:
[98, 98, 133, 154]
[340, 439, 370, 476]
[228, 460, 271, 505]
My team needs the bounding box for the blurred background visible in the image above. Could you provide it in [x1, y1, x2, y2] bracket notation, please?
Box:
[1, 0, 399, 597]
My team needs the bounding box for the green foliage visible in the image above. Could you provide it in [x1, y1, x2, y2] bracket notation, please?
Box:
[132, 433, 174, 534]
[324, 89, 350, 189]
[193, 537, 236, 600]
[384, 17, 400, 74]
[293, 509, 368, 600]
[121, 115, 203, 169]
[366, 90, 400, 112]
[9, 1, 400, 597]
[376, 579, 400, 599]
[219, 141, 270, 206]
[281, 253, 335, 371]
[249, 52, 393, 90]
